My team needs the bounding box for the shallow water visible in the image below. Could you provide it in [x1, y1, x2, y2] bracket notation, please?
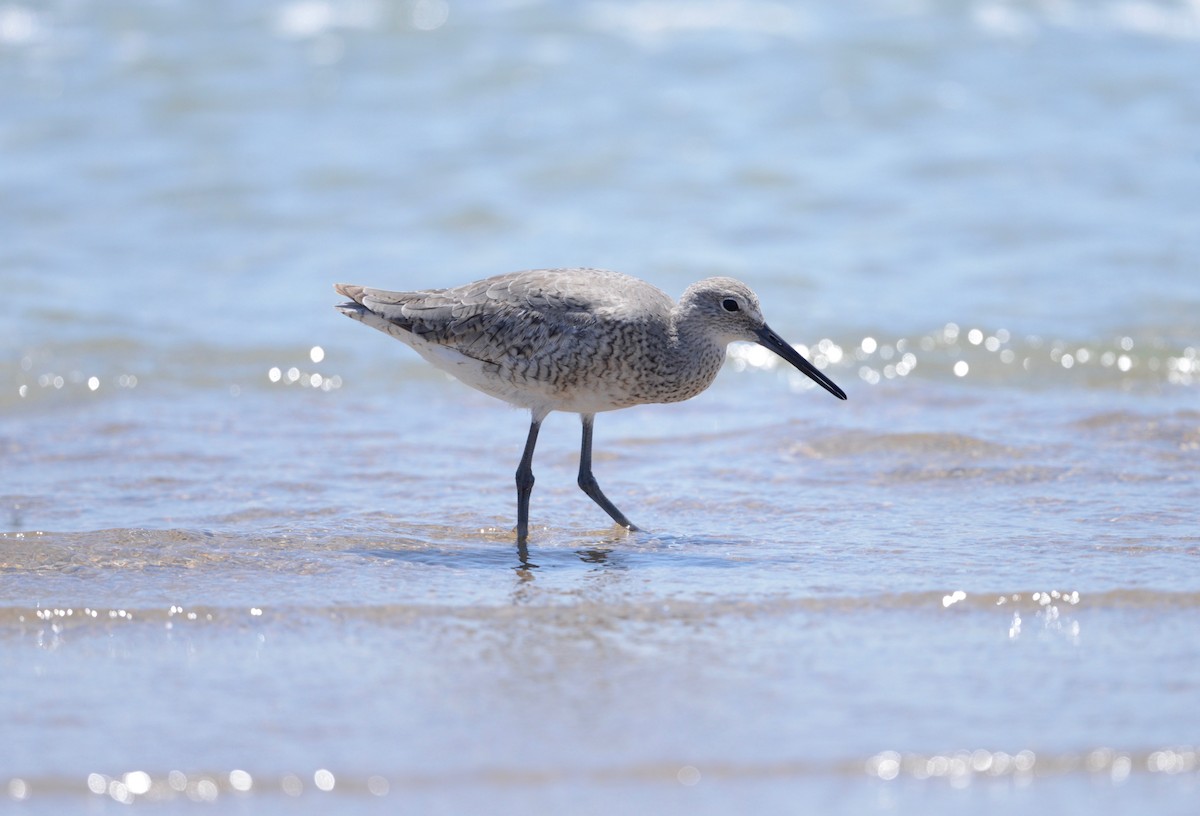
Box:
[3, 0, 1200, 813]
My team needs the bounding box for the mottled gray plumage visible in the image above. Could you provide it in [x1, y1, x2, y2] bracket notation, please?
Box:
[335, 267, 846, 545]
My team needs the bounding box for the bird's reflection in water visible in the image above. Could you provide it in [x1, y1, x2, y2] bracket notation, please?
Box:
[514, 542, 538, 575]
[576, 547, 612, 566]
[577, 528, 643, 568]
[511, 534, 637, 575]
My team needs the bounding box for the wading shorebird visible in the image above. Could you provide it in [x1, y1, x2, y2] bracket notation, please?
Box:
[335, 268, 846, 544]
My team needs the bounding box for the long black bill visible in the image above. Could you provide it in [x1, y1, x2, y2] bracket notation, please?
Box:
[754, 325, 848, 400]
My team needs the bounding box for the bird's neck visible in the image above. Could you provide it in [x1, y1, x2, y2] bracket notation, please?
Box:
[659, 308, 727, 403]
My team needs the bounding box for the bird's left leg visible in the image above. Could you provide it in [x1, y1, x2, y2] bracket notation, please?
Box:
[576, 413, 639, 532]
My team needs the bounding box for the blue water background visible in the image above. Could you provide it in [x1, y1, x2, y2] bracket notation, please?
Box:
[2, 1, 1199, 813]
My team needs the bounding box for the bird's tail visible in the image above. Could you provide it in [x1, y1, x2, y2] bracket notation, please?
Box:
[334, 283, 370, 319]
[333, 283, 417, 340]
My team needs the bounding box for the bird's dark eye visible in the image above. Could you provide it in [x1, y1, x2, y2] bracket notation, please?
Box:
[722, 298, 740, 312]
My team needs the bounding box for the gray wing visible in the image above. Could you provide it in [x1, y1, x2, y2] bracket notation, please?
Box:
[336, 268, 669, 365]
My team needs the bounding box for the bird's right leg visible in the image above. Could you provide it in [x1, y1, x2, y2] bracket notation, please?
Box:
[515, 415, 543, 544]
[577, 413, 639, 532]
